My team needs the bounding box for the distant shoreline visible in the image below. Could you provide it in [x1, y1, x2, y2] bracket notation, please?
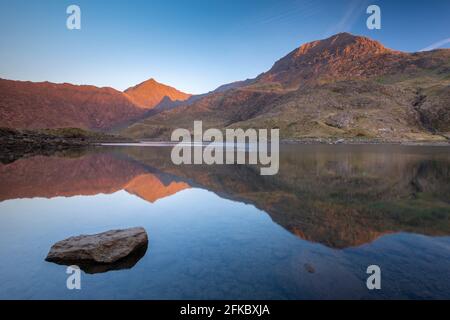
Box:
[101, 139, 450, 147]
[280, 138, 450, 146]
[2, 127, 449, 156]
[2, 133, 449, 165]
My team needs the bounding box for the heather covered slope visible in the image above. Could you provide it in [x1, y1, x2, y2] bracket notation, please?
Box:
[123, 33, 450, 141]
[0, 79, 145, 130]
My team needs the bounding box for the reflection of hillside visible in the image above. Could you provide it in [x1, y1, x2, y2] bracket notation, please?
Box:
[121, 145, 450, 248]
[1, 146, 449, 249]
[0, 152, 190, 203]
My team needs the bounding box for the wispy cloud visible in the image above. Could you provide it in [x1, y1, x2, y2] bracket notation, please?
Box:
[324, 0, 371, 37]
[256, 0, 320, 26]
[420, 38, 450, 51]
[229, 0, 321, 37]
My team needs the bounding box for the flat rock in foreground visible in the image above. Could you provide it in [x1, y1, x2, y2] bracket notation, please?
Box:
[45, 227, 148, 265]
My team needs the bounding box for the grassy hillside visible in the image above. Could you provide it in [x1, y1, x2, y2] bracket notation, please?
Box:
[122, 70, 450, 142]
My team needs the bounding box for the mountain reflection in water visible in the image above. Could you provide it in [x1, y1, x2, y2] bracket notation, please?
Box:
[0, 144, 449, 299]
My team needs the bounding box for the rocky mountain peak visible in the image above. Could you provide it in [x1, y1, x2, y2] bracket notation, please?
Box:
[294, 32, 393, 58]
[124, 78, 191, 109]
[256, 33, 405, 89]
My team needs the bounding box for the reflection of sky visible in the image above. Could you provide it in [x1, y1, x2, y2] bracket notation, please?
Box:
[0, 188, 449, 299]
[0, 0, 449, 93]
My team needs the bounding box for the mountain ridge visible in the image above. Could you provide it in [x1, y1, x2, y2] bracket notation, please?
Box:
[123, 33, 450, 141]
[0, 77, 191, 130]
[0, 78, 145, 130]
[1, 32, 449, 140]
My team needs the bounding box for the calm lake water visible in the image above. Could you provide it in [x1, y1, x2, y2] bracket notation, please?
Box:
[0, 144, 449, 299]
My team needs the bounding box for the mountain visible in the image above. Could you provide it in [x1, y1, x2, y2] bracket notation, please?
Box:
[144, 78, 256, 114]
[0, 79, 145, 130]
[2, 33, 448, 139]
[123, 33, 450, 141]
[124, 78, 191, 109]
[254, 32, 402, 89]
[0, 77, 192, 131]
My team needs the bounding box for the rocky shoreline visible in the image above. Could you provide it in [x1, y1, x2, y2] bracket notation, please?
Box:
[135, 137, 450, 146]
[280, 137, 450, 146]
[2, 127, 449, 165]
[0, 127, 135, 163]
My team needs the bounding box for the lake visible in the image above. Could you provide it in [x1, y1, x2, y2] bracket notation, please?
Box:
[0, 144, 449, 299]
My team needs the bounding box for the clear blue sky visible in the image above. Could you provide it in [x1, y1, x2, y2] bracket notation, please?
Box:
[0, 0, 449, 94]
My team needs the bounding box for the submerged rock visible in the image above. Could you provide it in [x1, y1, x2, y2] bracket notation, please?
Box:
[75, 243, 148, 274]
[45, 227, 148, 266]
[304, 263, 315, 274]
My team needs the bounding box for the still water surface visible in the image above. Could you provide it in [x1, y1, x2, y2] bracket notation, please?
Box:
[0, 144, 449, 299]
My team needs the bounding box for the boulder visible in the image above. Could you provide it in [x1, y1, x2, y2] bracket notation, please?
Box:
[45, 227, 148, 265]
